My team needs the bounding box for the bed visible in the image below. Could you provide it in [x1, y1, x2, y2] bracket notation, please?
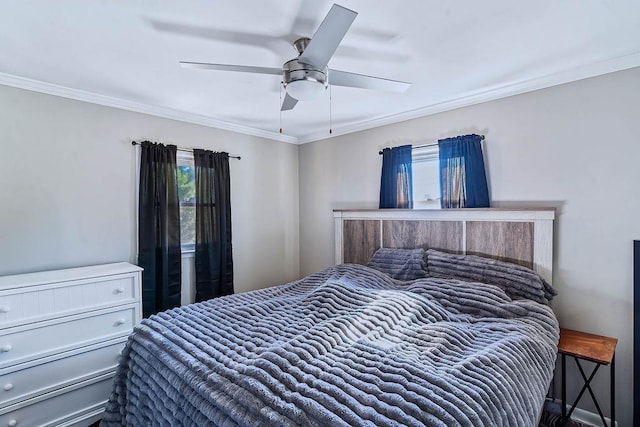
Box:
[102, 208, 559, 427]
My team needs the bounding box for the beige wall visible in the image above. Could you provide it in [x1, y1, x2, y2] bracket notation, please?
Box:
[2, 66, 639, 423]
[0, 84, 300, 294]
[299, 66, 640, 425]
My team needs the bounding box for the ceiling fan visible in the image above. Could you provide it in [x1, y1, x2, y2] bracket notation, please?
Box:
[180, 4, 411, 111]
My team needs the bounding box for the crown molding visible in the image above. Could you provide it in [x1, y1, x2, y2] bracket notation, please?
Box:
[295, 50, 640, 144]
[0, 72, 299, 144]
[2, 50, 639, 146]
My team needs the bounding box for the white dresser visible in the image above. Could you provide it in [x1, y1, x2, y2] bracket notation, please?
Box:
[0, 263, 142, 427]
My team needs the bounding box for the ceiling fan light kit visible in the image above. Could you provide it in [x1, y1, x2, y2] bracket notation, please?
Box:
[282, 55, 328, 101]
[180, 3, 411, 121]
[284, 77, 326, 101]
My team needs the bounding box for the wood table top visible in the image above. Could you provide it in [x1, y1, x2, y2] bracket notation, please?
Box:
[558, 328, 618, 365]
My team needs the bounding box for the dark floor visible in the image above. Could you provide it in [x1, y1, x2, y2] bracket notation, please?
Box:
[539, 401, 593, 427]
[90, 402, 589, 427]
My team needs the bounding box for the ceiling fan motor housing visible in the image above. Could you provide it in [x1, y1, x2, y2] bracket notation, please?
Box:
[283, 58, 328, 100]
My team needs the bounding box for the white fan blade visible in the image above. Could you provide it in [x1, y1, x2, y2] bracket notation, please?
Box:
[281, 93, 298, 111]
[180, 62, 283, 75]
[329, 69, 411, 93]
[299, 4, 357, 69]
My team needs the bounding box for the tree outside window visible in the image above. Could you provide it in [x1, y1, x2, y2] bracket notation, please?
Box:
[177, 157, 196, 251]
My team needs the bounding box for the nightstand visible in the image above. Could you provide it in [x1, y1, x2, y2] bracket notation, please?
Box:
[558, 328, 617, 427]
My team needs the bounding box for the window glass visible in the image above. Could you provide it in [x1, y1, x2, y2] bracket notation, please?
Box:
[177, 153, 195, 251]
[412, 146, 440, 209]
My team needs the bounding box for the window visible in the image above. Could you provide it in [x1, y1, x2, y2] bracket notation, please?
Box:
[412, 145, 440, 209]
[177, 152, 195, 251]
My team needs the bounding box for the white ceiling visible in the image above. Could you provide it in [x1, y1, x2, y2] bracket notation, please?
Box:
[2, 1, 639, 143]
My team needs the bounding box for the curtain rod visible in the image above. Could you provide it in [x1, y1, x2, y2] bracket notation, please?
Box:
[131, 141, 241, 160]
[378, 135, 485, 155]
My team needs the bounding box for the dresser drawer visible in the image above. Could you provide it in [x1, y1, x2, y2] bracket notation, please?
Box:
[0, 374, 113, 427]
[0, 273, 139, 328]
[0, 305, 137, 369]
[0, 339, 125, 409]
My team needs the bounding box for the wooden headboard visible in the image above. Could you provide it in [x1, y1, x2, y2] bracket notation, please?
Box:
[334, 208, 555, 282]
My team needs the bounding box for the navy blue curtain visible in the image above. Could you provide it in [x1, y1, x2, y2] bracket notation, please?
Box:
[138, 141, 182, 317]
[193, 150, 233, 301]
[438, 134, 490, 208]
[379, 145, 413, 209]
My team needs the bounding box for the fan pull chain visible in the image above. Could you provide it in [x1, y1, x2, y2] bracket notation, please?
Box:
[329, 84, 333, 134]
[279, 83, 283, 134]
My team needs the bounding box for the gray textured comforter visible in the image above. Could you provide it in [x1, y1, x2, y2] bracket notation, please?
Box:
[102, 264, 558, 427]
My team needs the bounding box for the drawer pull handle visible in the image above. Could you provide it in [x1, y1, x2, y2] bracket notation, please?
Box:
[8, 420, 17, 427]
[115, 318, 126, 326]
[0, 306, 9, 313]
[114, 287, 125, 294]
[0, 344, 11, 353]
[3, 383, 13, 391]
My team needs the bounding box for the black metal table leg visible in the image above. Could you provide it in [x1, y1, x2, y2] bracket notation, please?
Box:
[611, 353, 615, 427]
[566, 360, 602, 422]
[574, 360, 606, 424]
[562, 356, 616, 427]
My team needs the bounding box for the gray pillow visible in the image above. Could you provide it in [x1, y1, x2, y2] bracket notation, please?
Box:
[367, 248, 427, 281]
[426, 249, 557, 304]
